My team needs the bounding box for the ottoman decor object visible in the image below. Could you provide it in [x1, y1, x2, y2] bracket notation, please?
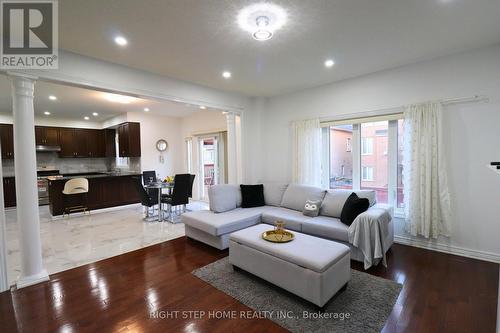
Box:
[262, 221, 295, 243]
[230, 224, 351, 308]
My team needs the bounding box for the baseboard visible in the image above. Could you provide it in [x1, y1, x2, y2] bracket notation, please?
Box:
[394, 235, 500, 264]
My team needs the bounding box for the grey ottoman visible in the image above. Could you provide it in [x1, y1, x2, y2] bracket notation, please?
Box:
[229, 224, 351, 308]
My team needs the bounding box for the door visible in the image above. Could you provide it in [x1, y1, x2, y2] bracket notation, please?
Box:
[198, 135, 219, 201]
[44, 127, 60, 146]
[3, 177, 16, 207]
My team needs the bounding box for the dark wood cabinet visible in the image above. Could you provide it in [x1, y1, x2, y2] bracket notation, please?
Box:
[0, 124, 14, 159]
[59, 128, 77, 157]
[59, 128, 106, 158]
[3, 177, 16, 207]
[48, 175, 140, 216]
[85, 129, 105, 158]
[118, 122, 141, 157]
[104, 129, 116, 158]
[35, 126, 59, 146]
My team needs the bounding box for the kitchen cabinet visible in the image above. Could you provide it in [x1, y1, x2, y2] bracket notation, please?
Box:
[104, 129, 116, 157]
[59, 128, 106, 158]
[118, 122, 141, 157]
[59, 127, 78, 157]
[3, 177, 16, 207]
[0, 124, 14, 159]
[35, 126, 59, 146]
[85, 129, 105, 158]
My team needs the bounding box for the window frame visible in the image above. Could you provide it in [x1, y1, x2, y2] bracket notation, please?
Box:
[361, 137, 374, 155]
[361, 166, 374, 181]
[321, 113, 404, 217]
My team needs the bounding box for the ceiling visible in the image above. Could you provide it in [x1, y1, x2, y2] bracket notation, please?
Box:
[0, 74, 212, 121]
[57, 0, 500, 96]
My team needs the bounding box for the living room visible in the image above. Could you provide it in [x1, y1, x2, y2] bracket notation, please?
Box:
[0, 1, 499, 332]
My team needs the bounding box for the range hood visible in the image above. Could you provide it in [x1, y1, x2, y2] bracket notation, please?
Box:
[36, 145, 61, 152]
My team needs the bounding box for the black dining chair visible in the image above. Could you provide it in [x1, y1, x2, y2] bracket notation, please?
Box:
[188, 174, 195, 198]
[161, 174, 191, 222]
[142, 170, 158, 199]
[132, 176, 159, 221]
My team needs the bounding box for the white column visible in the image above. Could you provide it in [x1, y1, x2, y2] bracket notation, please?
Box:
[226, 112, 238, 184]
[9, 73, 48, 289]
[0, 145, 8, 292]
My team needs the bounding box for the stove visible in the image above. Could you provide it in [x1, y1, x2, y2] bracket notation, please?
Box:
[37, 169, 61, 205]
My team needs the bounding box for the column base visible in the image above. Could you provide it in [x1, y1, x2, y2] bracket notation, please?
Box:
[16, 269, 49, 289]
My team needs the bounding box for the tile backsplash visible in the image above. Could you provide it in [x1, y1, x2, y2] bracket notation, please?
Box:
[2, 152, 141, 176]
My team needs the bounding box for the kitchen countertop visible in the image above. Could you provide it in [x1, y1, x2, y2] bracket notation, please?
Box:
[47, 172, 141, 181]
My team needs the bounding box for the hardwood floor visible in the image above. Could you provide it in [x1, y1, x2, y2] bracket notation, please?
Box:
[0, 238, 497, 333]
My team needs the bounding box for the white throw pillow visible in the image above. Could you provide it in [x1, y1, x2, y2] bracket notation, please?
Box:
[320, 189, 376, 218]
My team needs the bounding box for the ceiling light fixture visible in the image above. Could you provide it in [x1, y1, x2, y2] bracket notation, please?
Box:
[84, 116, 90, 120]
[144, 107, 150, 112]
[103, 92, 137, 104]
[49, 95, 57, 100]
[238, 3, 287, 41]
[222, 71, 232, 79]
[324, 59, 335, 68]
[199, 105, 206, 110]
[44, 111, 51, 115]
[92, 112, 99, 116]
[114, 36, 128, 46]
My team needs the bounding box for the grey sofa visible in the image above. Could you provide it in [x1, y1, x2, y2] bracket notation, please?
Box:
[182, 183, 394, 265]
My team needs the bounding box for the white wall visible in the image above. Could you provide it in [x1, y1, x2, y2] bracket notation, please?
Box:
[257, 44, 500, 261]
[125, 112, 183, 180]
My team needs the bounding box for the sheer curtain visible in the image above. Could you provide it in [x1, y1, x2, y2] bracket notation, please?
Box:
[403, 102, 451, 238]
[291, 118, 322, 186]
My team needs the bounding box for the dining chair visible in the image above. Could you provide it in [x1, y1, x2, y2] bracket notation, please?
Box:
[161, 174, 191, 222]
[132, 176, 159, 221]
[142, 170, 158, 200]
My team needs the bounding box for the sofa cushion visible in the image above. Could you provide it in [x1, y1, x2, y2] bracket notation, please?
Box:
[320, 189, 376, 218]
[240, 184, 265, 208]
[182, 207, 270, 236]
[208, 184, 242, 213]
[261, 207, 311, 231]
[280, 184, 326, 212]
[300, 216, 350, 242]
[262, 182, 288, 206]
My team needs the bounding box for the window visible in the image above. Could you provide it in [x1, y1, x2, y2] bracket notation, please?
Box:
[346, 138, 352, 152]
[361, 137, 373, 155]
[322, 115, 404, 213]
[328, 125, 353, 189]
[362, 166, 374, 181]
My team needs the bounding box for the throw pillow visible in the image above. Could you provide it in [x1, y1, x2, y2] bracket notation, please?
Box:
[340, 192, 369, 226]
[303, 199, 321, 217]
[240, 184, 265, 208]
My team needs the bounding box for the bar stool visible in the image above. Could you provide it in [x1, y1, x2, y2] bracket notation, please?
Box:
[62, 178, 89, 217]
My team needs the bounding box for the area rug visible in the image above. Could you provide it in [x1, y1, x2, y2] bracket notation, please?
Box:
[193, 257, 402, 333]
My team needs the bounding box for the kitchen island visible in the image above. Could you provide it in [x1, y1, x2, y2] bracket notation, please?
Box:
[48, 172, 141, 216]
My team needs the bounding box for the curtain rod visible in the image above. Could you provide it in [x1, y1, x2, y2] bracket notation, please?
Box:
[319, 95, 489, 123]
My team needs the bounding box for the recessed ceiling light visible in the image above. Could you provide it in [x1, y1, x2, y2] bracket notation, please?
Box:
[43, 111, 51, 115]
[238, 3, 287, 41]
[199, 105, 206, 110]
[144, 107, 150, 112]
[49, 95, 57, 100]
[103, 92, 136, 104]
[92, 112, 99, 116]
[84, 116, 90, 120]
[222, 71, 232, 79]
[114, 36, 128, 46]
[324, 59, 335, 68]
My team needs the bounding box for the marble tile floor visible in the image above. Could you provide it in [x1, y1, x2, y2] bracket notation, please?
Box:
[4, 201, 208, 287]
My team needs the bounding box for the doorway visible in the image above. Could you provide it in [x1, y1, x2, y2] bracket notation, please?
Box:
[198, 135, 219, 201]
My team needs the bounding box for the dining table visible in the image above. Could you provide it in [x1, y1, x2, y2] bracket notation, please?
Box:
[144, 182, 174, 221]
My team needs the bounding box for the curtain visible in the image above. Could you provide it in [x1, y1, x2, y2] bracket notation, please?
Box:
[291, 118, 322, 186]
[403, 102, 451, 238]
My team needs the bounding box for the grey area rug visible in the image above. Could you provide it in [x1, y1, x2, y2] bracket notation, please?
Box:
[193, 257, 402, 333]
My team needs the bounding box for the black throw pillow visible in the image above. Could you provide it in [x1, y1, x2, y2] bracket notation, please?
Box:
[240, 184, 265, 208]
[340, 192, 370, 226]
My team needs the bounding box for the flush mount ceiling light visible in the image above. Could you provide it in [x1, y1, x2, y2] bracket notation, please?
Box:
[44, 111, 51, 115]
[49, 95, 57, 100]
[103, 92, 137, 104]
[144, 107, 150, 112]
[222, 71, 232, 79]
[84, 116, 90, 120]
[199, 105, 206, 110]
[92, 112, 99, 116]
[237, 2, 287, 41]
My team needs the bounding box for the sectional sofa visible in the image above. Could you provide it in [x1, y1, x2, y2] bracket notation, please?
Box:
[182, 183, 394, 268]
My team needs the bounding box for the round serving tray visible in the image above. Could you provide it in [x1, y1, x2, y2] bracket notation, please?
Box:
[262, 230, 295, 243]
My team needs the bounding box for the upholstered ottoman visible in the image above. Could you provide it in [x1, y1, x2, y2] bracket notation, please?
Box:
[229, 224, 351, 308]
